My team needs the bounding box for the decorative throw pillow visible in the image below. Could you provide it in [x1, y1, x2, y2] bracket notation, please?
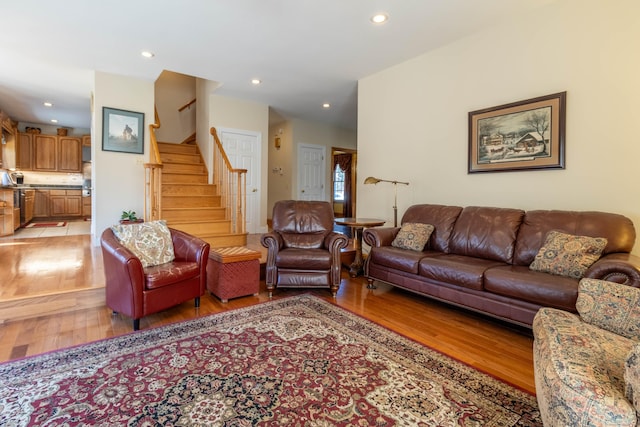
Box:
[577, 278, 640, 340]
[111, 220, 175, 267]
[529, 230, 607, 278]
[392, 223, 434, 252]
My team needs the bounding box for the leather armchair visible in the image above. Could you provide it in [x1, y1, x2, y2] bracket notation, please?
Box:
[261, 200, 348, 297]
[100, 227, 210, 330]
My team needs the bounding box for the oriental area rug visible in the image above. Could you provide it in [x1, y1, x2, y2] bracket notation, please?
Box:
[0, 295, 541, 426]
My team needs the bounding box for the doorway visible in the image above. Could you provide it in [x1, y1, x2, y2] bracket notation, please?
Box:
[331, 147, 357, 219]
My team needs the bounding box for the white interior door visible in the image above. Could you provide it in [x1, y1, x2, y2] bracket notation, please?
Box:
[218, 128, 261, 234]
[297, 143, 326, 201]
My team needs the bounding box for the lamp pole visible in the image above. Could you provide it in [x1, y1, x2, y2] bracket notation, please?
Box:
[363, 177, 409, 227]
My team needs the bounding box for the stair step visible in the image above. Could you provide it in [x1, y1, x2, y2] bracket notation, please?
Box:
[162, 162, 207, 174]
[167, 220, 232, 235]
[161, 152, 203, 164]
[158, 142, 199, 155]
[162, 183, 217, 196]
[162, 207, 226, 222]
[162, 173, 208, 184]
[163, 195, 221, 207]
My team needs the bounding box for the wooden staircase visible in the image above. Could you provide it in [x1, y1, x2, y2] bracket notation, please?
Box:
[158, 142, 247, 247]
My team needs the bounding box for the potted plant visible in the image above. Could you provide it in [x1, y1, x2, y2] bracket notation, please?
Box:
[120, 210, 143, 224]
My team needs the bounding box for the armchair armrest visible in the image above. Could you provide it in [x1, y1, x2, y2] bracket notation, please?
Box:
[261, 232, 284, 285]
[324, 231, 348, 253]
[170, 227, 210, 264]
[363, 227, 400, 248]
[584, 253, 640, 288]
[100, 228, 145, 318]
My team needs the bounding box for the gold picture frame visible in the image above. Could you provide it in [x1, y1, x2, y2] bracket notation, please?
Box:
[468, 92, 566, 173]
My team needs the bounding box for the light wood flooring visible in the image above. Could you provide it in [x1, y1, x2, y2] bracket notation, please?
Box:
[0, 230, 536, 394]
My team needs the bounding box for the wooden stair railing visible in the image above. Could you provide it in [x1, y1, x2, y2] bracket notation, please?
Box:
[210, 127, 247, 234]
[144, 107, 162, 221]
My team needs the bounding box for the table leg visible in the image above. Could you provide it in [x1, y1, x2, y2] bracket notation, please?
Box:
[348, 226, 365, 277]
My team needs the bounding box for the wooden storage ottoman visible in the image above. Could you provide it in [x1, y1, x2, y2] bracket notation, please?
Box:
[207, 247, 261, 302]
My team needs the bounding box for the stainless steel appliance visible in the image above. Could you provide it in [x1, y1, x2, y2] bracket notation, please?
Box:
[11, 172, 24, 185]
[1, 170, 16, 186]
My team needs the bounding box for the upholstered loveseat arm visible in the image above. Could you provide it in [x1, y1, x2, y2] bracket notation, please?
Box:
[363, 227, 401, 248]
[584, 253, 640, 289]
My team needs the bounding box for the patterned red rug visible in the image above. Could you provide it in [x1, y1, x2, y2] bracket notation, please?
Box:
[0, 295, 541, 426]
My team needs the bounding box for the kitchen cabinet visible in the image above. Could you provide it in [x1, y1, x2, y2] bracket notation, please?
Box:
[20, 189, 35, 225]
[18, 132, 82, 172]
[33, 189, 50, 218]
[17, 133, 33, 170]
[82, 195, 92, 218]
[50, 189, 82, 217]
[33, 134, 57, 171]
[0, 189, 15, 236]
[82, 135, 91, 146]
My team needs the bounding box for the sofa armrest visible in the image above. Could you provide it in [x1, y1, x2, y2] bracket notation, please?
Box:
[584, 253, 640, 288]
[576, 278, 640, 340]
[363, 226, 400, 248]
[625, 344, 640, 414]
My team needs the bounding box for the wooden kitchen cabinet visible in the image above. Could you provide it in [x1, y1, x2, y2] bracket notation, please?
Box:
[57, 136, 82, 172]
[17, 133, 33, 170]
[82, 195, 92, 218]
[33, 134, 57, 171]
[19, 132, 82, 172]
[33, 189, 50, 218]
[82, 135, 91, 146]
[50, 189, 82, 217]
[0, 189, 15, 236]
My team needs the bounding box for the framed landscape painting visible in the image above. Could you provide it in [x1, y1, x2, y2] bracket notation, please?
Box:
[468, 92, 566, 173]
[102, 107, 145, 154]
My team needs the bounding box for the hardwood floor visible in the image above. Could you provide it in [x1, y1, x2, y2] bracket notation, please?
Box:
[0, 233, 536, 394]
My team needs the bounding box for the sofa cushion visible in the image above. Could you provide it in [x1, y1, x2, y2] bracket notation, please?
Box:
[625, 344, 640, 415]
[392, 223, 434, 251]
[448, 206, 524, 263]
[276, 247, 331, 270]
[533, 307, 636, 426]
[513, 210, 635, 266]
[370, 246, 440, 274]
[419, 254, 505, 291]
[529, 231, 607, 279]
[484, 265, 578, 311]
[576, 278, 640, 340]
[400, 204, 463, 253]
[111, 220, 175, 267]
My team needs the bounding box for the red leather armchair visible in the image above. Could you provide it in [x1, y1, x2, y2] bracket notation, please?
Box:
[261, 200, 348, 297]
[100, 227, 210, 330]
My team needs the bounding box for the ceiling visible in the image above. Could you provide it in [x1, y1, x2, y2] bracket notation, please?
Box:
[0, 0, 555, 131]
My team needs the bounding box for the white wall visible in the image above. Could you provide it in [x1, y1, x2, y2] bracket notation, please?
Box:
[92, 71, 154, 245]
[358, 0, 640, 254]
[154, 71, 196, 143]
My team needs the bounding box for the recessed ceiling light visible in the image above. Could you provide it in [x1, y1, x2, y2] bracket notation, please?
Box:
[43, 102, 53, 107]
[371, 13, 389, 24]
[251, 79, 261, 85]
[322, 103, 331, 109]
[50, 119, 58, 123]
[141, 50, 155, 58]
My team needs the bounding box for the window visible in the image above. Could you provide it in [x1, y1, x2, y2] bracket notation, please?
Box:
[333, 165, 345, 201]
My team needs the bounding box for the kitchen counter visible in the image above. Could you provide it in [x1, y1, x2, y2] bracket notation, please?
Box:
[10, 184, 83, 190]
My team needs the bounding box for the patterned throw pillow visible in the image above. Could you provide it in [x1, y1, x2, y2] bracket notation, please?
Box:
[577, 278, 640, 340]
[529, 230, 607, 278]
[391, 223, 434, 252]
[111, 220, 175, 267]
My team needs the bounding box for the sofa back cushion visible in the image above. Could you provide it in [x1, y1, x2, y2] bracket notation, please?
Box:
[272, 200, 333, 249]
[513, 210, 636, 266]
[448, 206, 524, 263]
[401, 204, 463, 253]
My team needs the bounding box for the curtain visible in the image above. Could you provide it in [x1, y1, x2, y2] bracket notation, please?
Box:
[334, 153, 353, 217]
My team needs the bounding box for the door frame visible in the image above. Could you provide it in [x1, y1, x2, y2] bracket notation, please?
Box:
[331, 147, 357, 218]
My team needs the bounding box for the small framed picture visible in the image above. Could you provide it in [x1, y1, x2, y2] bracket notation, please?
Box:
[102, 107, 145, 154]
[468, 92, 566, 173]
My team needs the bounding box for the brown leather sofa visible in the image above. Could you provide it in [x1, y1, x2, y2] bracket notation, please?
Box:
[261, 200, 348, 297]
[101, 227, 210, 330]
[363, 204, 640, 327]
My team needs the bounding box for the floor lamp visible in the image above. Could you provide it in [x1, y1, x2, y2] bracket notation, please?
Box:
[364, 177, 409, 227]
